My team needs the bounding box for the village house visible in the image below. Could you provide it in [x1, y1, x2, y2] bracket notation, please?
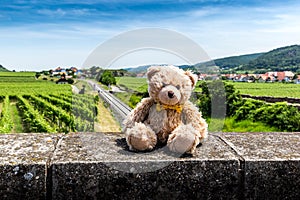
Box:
[222, 71, 296, 83]
[198, 74, 219, 81]
[263, 71, 295, 82]
[258, 74, 276, 83]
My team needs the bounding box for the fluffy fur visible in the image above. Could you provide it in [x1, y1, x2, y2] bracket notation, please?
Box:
[123, 65, 208, 154]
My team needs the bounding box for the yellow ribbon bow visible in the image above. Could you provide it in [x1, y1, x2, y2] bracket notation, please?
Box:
[156, 103, 183, 113]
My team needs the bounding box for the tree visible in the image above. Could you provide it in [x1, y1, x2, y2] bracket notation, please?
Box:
[35, 72, 41, 79]
[196, 81, 243, 118]
[99, 70, 116, 86]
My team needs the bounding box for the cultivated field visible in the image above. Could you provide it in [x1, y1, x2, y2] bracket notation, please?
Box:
[0, 72, 99, 133]
[116, 76, 300, 98]
[231, 82, 300, 98]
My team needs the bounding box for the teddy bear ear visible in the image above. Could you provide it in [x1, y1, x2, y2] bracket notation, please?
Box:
[147, 66, 161, 80]
[185, 70, 198, 88]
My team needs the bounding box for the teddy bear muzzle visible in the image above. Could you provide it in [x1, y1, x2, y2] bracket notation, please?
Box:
[158, 85, 181, 105]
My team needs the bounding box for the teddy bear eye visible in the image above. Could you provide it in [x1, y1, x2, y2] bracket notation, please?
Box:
[162, 82, 167, 88]
[176, 85, 181, 90]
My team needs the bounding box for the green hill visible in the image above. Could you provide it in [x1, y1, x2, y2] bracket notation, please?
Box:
[243, 45, 300, 72]
[213, 53, 263, 69]
[191, 53, 263, 74]
[0, 65, 9, 72]
[120, 44, 300, 74]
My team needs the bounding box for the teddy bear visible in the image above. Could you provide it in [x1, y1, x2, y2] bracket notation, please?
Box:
[123, 65, 208, 154]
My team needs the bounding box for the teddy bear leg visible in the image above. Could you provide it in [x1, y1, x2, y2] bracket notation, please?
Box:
[167, 124, 199, 154]
[125, 122, 157, 151]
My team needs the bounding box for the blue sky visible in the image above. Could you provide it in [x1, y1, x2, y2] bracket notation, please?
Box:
[1, 0, 300, 71]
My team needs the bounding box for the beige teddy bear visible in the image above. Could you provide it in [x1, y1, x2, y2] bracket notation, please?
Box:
[123, 65, 208, 154]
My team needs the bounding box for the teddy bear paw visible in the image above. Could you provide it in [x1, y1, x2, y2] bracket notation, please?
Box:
[126, 123, 157, 151]
[167, 125, 199, 154]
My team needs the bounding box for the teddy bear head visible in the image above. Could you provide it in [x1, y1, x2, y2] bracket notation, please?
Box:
[146, 65, 197, 106]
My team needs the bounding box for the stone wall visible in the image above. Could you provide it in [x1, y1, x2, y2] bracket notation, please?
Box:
[1, 132, 300, 199]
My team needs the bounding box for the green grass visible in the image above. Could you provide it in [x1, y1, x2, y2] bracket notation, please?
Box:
[0, 72, 35, 77]
[114, 92, 132, 107]
[10, 101, 24, 133]
[207, 117, 280, 132]
[230, 82, 300, 98]
[116, 77, 148, 93]
[0, 81, 72, 96]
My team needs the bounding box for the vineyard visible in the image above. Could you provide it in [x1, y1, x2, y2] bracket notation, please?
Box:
[232, 82, 300, 98]
[0, 72, 99, 133]
[2, 72, 300, 133]
[116, 77, 300, 98]
[115, 76, 300, 132]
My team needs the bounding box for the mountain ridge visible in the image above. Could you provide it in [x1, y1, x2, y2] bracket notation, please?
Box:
[124, 44, 300, 74]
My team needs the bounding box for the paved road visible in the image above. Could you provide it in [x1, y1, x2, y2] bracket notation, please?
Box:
[86, 80, 132, 123]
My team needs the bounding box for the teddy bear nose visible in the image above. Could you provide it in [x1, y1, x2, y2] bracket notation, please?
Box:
[168, 91, 175, 98]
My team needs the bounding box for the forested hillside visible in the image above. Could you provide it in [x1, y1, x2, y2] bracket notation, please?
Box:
[213, 53, 263, 69]
[242, 45, 300, 72]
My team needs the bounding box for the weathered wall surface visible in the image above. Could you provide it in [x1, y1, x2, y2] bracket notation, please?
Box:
[1, 132, 300, 199]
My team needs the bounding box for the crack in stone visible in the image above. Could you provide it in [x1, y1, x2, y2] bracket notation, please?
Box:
[45, 135, 64, 200]
[215, 134, 246, 200]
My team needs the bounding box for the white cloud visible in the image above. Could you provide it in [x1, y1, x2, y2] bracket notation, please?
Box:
[1, 1, 300, 70]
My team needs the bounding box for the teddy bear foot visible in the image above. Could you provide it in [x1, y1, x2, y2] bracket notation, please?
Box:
[167, 125, 199, 154]
[125, 122, 157, 151]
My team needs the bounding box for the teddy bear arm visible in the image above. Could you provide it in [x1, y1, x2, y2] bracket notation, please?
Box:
[123, 97, 154, 129]
[182, 102, 208, 140]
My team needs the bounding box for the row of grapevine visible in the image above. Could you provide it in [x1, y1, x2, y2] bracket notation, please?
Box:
[40, 94, 96, 122]
[38, 94, 72, 110]
[49, 93, 73, 104]
[72, 98, 97, 121]
[16, 96, 56, 133]
[25, 95, 75, 133]
[28, 94, 97, 132]
[0, 96, 13, 133]
[51, 93, 97, 112]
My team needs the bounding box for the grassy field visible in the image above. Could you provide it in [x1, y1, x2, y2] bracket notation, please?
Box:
[115, 76, 300, 98]
[208, 117, 280, 132]
[229, 82, 300, 98]
[116, 77, 148, 93]
[0, 71, 35, 77]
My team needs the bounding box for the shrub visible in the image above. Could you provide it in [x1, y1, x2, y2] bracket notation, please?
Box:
[197, 80, 242, 118]
[67, 78, 74, 84]
[235, 99, 300, 131]
[129, 94, 142, 108]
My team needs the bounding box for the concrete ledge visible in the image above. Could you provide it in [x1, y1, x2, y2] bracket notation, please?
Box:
[1, 132, 300, 199]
